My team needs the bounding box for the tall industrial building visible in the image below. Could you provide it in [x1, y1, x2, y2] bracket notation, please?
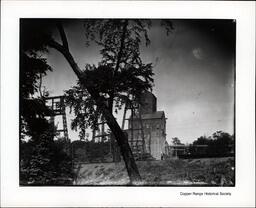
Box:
[125, 91, 167, 160]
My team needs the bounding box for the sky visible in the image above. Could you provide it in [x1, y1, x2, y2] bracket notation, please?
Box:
[41, 19, 235, 144]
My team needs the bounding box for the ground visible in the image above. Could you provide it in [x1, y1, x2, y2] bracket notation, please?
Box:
[73, 157, 235, 186]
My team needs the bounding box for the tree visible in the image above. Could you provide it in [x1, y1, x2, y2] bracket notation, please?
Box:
[192, 132, 234, 157]
[20, 123, 73, 185]
[211, 131, 234, 155]
[65, 20, 154, 140]
[21, 19, 173, 183]
[192, 136, 210, 146]
[20, 20, 72, 185]
[172, 137, 183, 145]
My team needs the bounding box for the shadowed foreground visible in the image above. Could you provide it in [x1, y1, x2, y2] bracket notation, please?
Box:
[73, 157, 234, 186]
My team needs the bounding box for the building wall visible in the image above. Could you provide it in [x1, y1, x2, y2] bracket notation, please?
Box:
[127, 117, 167, 160]
[125, 91, 167, 160]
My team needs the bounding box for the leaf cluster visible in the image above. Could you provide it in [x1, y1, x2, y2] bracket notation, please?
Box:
[84, 19, 151, 68]
[66, 20, 158, 138]
[20, 53, 52, 98]
[65, 83, 100, 139]
[20, 20, 54, 140]
[20, 134, 73, 185]
[192, 131, 234, 156]
[65, 61, 154, 139]
[20, 19, 73, 185]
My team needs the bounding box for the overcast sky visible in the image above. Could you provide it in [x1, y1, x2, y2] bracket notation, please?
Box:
[42, 19, 235, 144]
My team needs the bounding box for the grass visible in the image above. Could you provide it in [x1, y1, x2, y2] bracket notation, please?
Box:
[73, 157, 235, 186]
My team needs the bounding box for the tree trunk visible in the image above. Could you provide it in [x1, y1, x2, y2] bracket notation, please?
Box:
[86, 87, 141, 182]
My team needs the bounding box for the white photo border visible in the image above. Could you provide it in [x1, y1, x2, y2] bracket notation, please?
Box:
[1, 1, 255, 207]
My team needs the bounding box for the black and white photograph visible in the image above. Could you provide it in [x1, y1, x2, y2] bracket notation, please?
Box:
[1, 1, 255, 207]
[20, 18, 235, 186]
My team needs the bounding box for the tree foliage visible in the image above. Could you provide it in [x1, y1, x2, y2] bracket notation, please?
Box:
[192, 131, 234, 156]
[20, 123, 73, 185]
[65, 20, 173, 139]
[20, 19, 173, 182]
[20, 19, 54, 139]
[20, 19, 72, 185]
[172, 137, 183, 145]
[84, 19, 152, 67]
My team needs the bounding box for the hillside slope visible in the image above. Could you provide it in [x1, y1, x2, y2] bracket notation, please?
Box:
[74, 157, 234, 186]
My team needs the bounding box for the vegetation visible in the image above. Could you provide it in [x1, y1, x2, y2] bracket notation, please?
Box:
[71, 139, 120, 163]
[20, 133, 73, 185]
[188, 131, 234, 158]
[65, 20, 155, 140]
[74, 157, 235, 186]
[20, 20, 73, 185]
[171, 137, 184, 145]
[19, 19, 234, 185]
[20, 19, 173, 183]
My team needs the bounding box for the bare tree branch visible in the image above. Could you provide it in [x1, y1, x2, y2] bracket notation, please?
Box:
[48, 39, 82, 78]
[39, 73, 43, 98]
[114, 19, 128, 75]
[56, 22, 69, 50]
[108, 20, 129, 113]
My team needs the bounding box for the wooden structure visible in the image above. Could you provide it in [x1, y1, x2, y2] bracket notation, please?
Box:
[44, 96, 69, 140]
[122, 98, 146, 160]
[122, 91, 167, 160]
[91, 120, 121, 162]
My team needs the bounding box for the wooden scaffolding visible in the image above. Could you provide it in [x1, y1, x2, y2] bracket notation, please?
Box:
[122, 98, 146, 160]
[44, 96, 69, 140]
[92, 120, 121, 162]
